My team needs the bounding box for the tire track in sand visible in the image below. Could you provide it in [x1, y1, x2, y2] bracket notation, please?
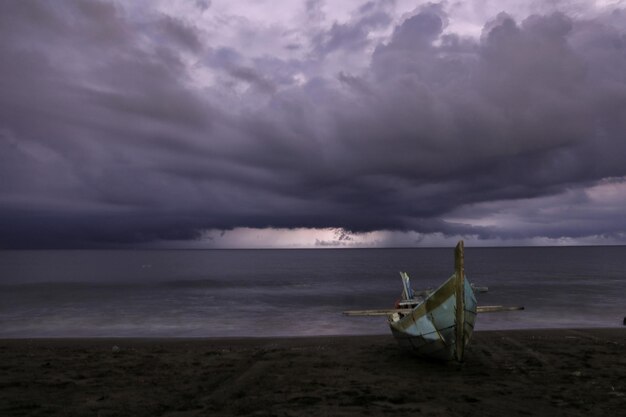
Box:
[198, 350, 272, 410]
[471, 332, 555, 375]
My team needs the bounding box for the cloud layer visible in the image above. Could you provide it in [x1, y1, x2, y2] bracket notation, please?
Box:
[1, 1, 626, 248]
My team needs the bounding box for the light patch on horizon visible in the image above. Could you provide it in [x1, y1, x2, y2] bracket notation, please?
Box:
[201, 227, 382, 248]
[161, 223, 626, 249]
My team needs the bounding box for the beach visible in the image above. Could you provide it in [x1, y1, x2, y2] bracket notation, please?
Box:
[1, 328, 624, 416]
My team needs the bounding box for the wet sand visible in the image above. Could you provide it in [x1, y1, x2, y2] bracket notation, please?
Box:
[1, 328, 624, 416]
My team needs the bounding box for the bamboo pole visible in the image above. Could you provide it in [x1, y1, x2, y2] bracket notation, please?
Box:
[454, 240, 465, 362]
[344, 306, 524, 316]
[343, 309, 413, 316]
[477, 305, 525, 313]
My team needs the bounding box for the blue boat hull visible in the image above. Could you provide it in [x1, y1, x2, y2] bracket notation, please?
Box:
[389, 274, 477, 361]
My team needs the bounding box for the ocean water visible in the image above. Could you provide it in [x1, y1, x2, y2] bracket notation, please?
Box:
[0, 247, 624, 338]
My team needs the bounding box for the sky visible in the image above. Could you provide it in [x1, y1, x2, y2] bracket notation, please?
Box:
[1, 0, 626, 249]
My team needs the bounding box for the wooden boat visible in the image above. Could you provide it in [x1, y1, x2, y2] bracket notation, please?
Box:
[344, 241, 523, 361]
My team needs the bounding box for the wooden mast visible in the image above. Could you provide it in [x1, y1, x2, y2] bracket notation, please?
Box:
[454, 240, 465, 362]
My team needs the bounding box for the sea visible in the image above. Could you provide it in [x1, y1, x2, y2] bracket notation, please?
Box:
[0, 247, 624, 338]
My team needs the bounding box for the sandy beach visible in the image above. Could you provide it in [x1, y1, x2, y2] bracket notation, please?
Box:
[1, 328, 624, 416]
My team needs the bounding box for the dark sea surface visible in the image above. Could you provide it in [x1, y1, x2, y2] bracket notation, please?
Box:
[1, 247, 625, 337]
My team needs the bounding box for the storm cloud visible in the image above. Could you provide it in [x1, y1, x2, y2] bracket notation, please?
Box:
[1, 1, 626, 248]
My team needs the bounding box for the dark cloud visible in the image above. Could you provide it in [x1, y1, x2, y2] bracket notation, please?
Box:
[158, 15, 203, 52]
[195, 1, 211, 12]
[311, 1, 392, 55]
[2, 1, 626, 248]
[228, 66, 277, 94]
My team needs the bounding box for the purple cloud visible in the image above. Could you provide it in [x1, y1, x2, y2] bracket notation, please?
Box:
[1, 1, 626, 248]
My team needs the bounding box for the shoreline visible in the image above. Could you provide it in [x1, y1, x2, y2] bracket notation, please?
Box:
[2, 328, 625, 416]
[1, 326, 623, 341]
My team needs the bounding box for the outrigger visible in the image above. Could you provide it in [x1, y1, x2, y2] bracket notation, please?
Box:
[343, 241, 523, 361]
